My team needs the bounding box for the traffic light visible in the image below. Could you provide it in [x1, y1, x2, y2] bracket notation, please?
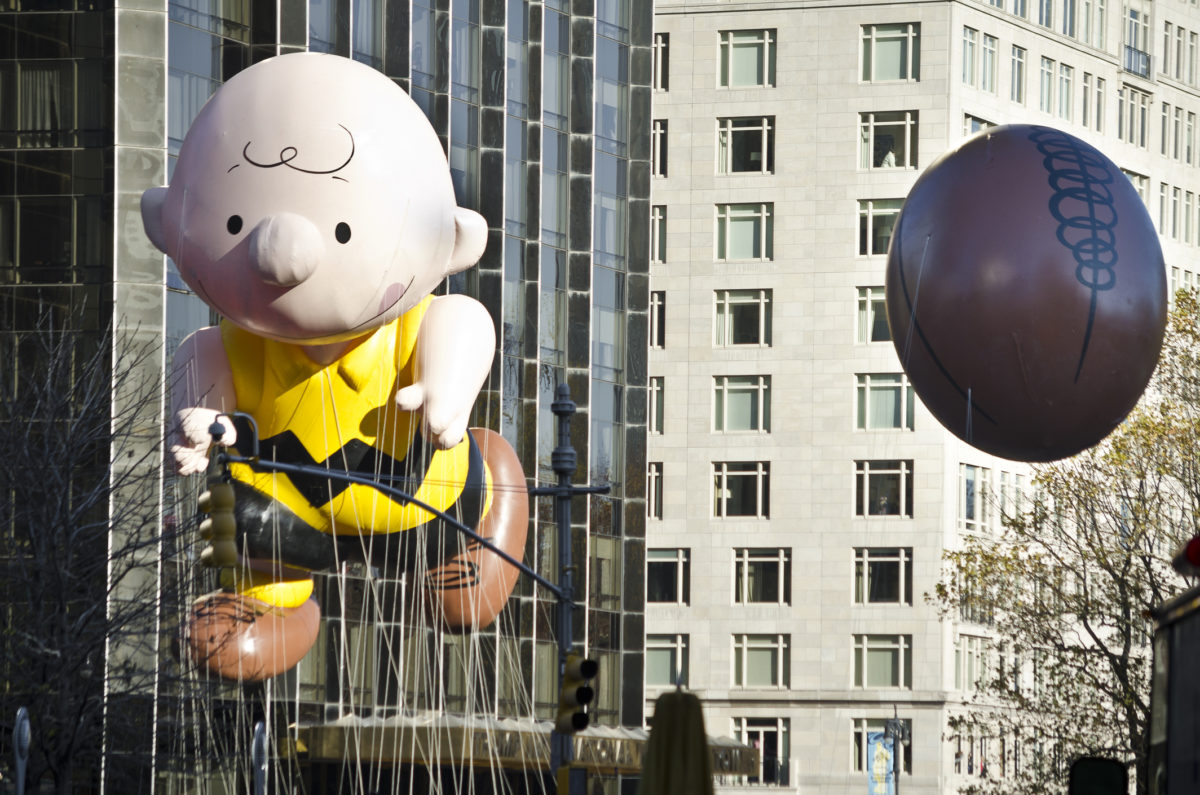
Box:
[198, 476, 237, 568]
[555, 652, 599, 734]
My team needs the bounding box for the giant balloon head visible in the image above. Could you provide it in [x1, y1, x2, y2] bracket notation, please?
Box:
[886, 125, 1167, 462]
[142, 52, 486, 345]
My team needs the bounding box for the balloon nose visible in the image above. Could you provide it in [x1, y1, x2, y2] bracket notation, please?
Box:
[248, 213, 324, 287]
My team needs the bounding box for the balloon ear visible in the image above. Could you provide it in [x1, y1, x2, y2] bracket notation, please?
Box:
[141, 187, 170, 254]
[447, 207, 487, 274]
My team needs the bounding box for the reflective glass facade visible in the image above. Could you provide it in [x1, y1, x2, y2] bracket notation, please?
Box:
[3, 0, 649, 787]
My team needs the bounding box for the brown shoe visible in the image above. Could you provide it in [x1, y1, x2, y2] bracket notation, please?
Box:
[428, 428, 530, 631]
[187, 591, 320, 681]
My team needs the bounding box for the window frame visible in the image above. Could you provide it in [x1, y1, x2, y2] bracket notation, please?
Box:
[853, 718, 912, 774]
[717, 116, 775, 174]
[653, 32, 669, 91]
[646, 547, 690, 604]
[856, 286, 890, 343]
[861, 22, 921, 82]
[716, 202, 774, 261]
[959, 463, 994, 533]
[853, 633, 913, 689]
[734, 547, 792, 605]
[712, 460, 771, 518]
[648, 375, 664, 434]
[651, 204, 666, 263]
[718, 29, 776, 88]
[650, 290, 665, 348]
[1011, 45, 1027, 104]
[651, 119, 668, 177]
[859, 110, 918, 170]
[854, 547, 914, 606]
[854, 459, 915, 518]
[645, 633, 688, 687]
[858, 199, 904, 257]
[713, 374, 771, 433]
[646, 461, 663, 519]
[714, 288, 772, 347]
[732, 633, 790, 688]
[855, 372, 915, 431]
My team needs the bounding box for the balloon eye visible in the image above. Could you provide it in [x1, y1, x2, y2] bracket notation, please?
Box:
[227, 215, 243, 235]
[335, 222, 351, 244]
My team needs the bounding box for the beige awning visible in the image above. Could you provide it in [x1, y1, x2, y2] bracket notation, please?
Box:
[291, 713, 759, 776]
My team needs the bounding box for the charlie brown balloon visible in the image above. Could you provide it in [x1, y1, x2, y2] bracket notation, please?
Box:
[143, 53, 529, 681]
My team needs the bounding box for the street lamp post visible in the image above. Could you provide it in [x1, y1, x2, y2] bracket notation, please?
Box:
[885, 707, 911, 794]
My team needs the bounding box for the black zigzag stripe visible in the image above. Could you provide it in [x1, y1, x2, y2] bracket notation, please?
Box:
[231, 415, 432, 507]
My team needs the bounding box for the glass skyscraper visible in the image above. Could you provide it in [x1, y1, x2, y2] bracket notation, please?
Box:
[0, 0, 650, 788]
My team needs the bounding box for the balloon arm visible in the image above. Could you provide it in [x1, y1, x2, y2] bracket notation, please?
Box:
[396, 294, 496, 449]
[169, 327, 238, 475]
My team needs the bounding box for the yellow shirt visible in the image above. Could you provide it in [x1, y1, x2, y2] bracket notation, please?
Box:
[221, 296, 483, 537]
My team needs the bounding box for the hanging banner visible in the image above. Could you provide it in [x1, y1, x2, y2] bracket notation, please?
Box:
[867, 731, 896, 795]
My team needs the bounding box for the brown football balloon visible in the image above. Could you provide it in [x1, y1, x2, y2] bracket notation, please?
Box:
[885, 124, 1167, 462]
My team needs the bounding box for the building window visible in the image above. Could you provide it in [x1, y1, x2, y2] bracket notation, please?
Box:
[1190, 32, 1198, 85]
[853, 634, 913, 688]
[856, 286, 890, 343]
[646, 548, 689, 604]
[1011, 45, 1026, 104]
[1186, 191, 1194, 244]
[713, 375, 771, 432]
[646, 634, 687, 687]
[650, 290, 665, 348]
[648, 376, 664, 434]
[733, 634, 790, 687]
[1062, 0, 1076, 36]
[956, 635, 988, 692]
[1125, 7, 1150, 77]
[1013, 0, 1027, 16]
[1175, 106, 1185, 160]
[716, 203, 773, 261]
[854, 718, 912, 773]
[714, 288, 772, 346]
[717, 116, 775, 174]
[1082, 72, 1103, 130]
[1057, 63, 1073, 120]
[734, 548, 791, 604]
[719, 29, 776, 87]
[733, 717, 790, 785]
[1038, 0, 1053, 27]
[854, 548, 914, 605]
[982, 34, 998, 92]
[959, 463, 993, 532]
[859, 111, 918, 169]
[1162, 102, 1171, 156]
[651, 205, 666, 262]
[858, 199, 903, 256]
[964, 114, 996, 137]
[653, 32, 669, 91]
[1123, 168, 1149, 203]
[1039, 56, 1055, 113]
[856, 373, 915, 431]
[861, 23, 921, 82]
[646, 461, 663, 519]
[855, 460, 914, 518]
[1187, 112, 1195, 164]
[651, 119, 667, 177]
[962, 27, 978, 86]
[713, 461, 770, 518]
[1164, 22, 1174, 81]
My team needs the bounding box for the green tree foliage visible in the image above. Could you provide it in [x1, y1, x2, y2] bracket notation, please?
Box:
[933, 291, 1200, 795]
